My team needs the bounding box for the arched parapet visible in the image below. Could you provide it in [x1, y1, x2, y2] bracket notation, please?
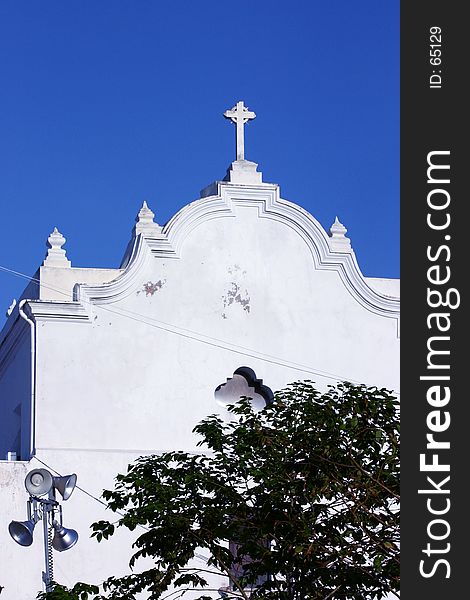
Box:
[75, 180, 399, 324]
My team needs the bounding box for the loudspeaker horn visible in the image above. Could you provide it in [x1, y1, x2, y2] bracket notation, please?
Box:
[8, 519, 36, 546]
[24, 468, 53, 497]
[53, 473, 77, 501]
[52, 524, 79, 552]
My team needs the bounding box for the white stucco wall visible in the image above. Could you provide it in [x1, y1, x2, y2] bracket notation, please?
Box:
[0, 176, 399, 599]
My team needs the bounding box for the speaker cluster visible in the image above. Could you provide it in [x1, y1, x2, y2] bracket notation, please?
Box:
[8, 468, 79, 556]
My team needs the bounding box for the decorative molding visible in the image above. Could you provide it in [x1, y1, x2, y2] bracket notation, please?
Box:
[74, 180, 399, 322]
[25, 300, 91, 323]
[76, 235, 157, 305]
[133, 201, 163, 237]
[223, 160, 263, 184]
[43, 228, 71, 268]
[328, 216, 352, 253]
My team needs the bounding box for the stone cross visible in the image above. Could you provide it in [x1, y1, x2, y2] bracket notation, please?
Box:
[224, 101, 256, 161]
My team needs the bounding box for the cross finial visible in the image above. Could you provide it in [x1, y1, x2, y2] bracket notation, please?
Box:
[224, 100, 256, 161]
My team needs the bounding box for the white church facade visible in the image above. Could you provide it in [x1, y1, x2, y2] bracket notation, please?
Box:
[0, 102, 399, 599]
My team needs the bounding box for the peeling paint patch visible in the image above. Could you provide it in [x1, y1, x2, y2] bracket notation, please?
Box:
[137, 280, 166, 296]
[222, 282, 250, 315]
[227, 264, 247, 276]
[221, 265, 251, 319]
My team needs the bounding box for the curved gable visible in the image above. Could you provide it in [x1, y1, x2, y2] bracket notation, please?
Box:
[77, 180, 399, 325]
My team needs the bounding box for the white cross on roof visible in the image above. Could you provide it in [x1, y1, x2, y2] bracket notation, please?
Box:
[224, 101, 256, 161]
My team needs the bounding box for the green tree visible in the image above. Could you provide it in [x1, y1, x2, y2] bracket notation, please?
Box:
[38, 381, 399, 600]
[37, 583, 100, 600]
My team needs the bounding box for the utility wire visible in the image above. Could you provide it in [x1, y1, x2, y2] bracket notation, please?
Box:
[33, 456, 110, 511]
[8, 262, 398, 571]
[0, 263, 400, 393]
[32, 456, 211, 563]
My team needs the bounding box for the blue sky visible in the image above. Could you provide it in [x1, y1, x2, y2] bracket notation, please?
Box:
[0, 1, 399, 327]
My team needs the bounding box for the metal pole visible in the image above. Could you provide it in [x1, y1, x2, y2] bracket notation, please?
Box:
[41, 501, 54, 592]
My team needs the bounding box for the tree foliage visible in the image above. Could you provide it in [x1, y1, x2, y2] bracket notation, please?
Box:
[38, 381, 399, 600]
[37, 583, 100, 600]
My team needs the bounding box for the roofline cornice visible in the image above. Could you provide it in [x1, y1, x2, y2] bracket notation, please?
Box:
[72, 181, 398, 321]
